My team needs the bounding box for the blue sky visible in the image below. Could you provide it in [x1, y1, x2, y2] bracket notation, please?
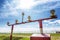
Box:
[0, 0, 60, 33]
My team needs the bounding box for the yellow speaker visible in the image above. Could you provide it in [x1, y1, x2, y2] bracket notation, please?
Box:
[28, 16, 31, 22]
[16, 20, 18, 24]
[50, 9, 57, 18]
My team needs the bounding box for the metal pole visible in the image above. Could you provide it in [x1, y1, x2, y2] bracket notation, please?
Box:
[39, 20, 43, 34]
[22, 12, 24, 23]
[10, 25, 14, 40]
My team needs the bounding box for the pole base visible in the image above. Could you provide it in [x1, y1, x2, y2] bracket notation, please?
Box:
[30, 34, 51, 40]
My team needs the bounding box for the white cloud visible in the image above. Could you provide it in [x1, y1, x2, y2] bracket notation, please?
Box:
[44, 20, 60, 24]
[0, 25, 60, 33]
[0, 21, 60, 33]
[55, 20, 60, 24]
[0, 1, 19, 18]
[0, 25, 11, 33]
[0, 0, 60, 18]
[12, 0, 60, 9]
[0, 0, 60, 33]
[43, 27, 60, 33]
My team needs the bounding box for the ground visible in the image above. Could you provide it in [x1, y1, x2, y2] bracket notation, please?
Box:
[0, 33, 60, 40]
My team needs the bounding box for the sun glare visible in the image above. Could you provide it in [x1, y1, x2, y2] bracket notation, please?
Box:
[14, 0, 36, 9]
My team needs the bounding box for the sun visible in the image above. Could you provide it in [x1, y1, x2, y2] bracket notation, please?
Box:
[20, 0, 34, 9]
[13, 0, 37, 9]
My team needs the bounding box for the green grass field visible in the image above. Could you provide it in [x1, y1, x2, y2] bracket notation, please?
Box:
[0, 33, 60, 40]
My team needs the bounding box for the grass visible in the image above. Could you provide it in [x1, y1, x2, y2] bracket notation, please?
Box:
[0, 33, 31, 40]
[0, 33, 60, 40]
[51, 33, 60, 40]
